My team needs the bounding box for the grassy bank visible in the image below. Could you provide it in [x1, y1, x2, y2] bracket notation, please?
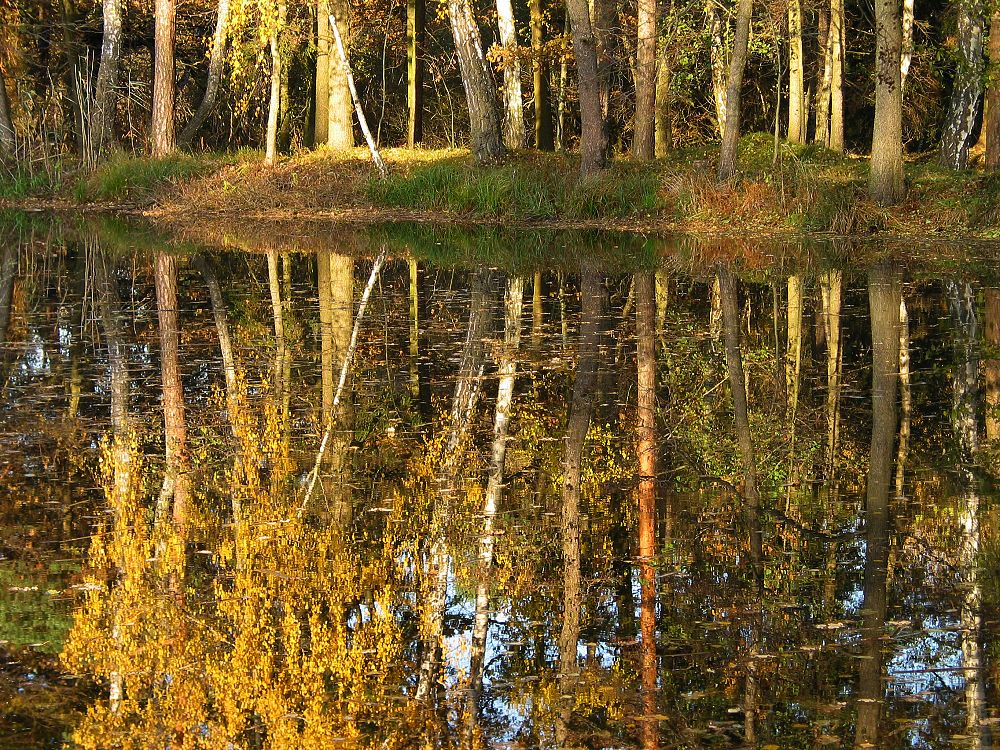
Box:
[3, 134, 1000, 238]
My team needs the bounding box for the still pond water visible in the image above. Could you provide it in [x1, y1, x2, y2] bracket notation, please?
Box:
[0, 214, 998, 749]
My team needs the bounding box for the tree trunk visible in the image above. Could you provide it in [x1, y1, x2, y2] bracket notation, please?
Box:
[717, 264, 762, 582]
[986, 9, 1000, 168]
[0, 66, 13, 158]
[829, 0, 845, 151]
[900, 0, 914, 89]
[407, 0, 425, 146]
[265, 5, 284, 165]
[632, 0, 657, 158]
[815, 5, 832, 147]
[939, 0, 985, 169]
[93, 0, 123, 158]
[985, 290, 1000, 442]
[787, 0, 805, 143]
[556, 9, 570, 151]
[448, 0, 505, 163]
[316, 0, 331, 145]
[716, 0, 754, 181]
[655, 28, 673, 156]
[566, 0, 607, 175]
[707, 0, 728, 137]
[531, 0, 553, 150]
[151, 0, 176, 156]
[555, 271, 602, 747]
[853, 264, 899, 750]
[496, 0, 526, 149]
[328, 0, 355, 147]
[869, 0, 904, 203]
[179, 0, 230, 149]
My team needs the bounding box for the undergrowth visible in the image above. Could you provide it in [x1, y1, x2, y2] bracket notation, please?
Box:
[74, 152, 219, 202]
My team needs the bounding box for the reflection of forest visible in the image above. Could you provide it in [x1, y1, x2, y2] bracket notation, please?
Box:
[0, 218, 997, 749]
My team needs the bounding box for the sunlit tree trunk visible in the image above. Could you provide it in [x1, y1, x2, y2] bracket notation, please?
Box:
[417, 270, 494, 704]
[467, 275, 523, 738]
[707, 0, 728, 137]
[655, 30, 673, 156]
[407, 0, 425, 146]
[635, 273, 659, 749]
[151, 0, 176, 156]
[986, 9, 1000, 169]
[265, 2, 285, 164]
[785, 275, 803, 436]
[870, 0, 904, 204]
[633, 0, 657, 158]
[448, 0, 505, 163]
[710, 276, 722, 343]
[820, 271, 842, 477]
[815, 7, 832, 147]
[266, 250, 287, 443]
[93, 0, 123, 158]
[716, 0, 754, 180]
[328, 0, 354, 147]
[787, 0, 805, 143]
[940, 0, 985, 169]
[854, 264, 899, 750]
[316, 0, 331, 145]
[179, 0, 230, 148]
[985, 289, 1000, 442]
[900, 0, 914, 89]
[717, 264, 762, 581]
[555, 271, 602, 747]
[566, 0, 607, 174]
[556, 9, 570, 151]
[531, 0, 553, 150]
[828, 0, 845, 151]
[895, 297, 910, 498]
[496, 0, 525, 149]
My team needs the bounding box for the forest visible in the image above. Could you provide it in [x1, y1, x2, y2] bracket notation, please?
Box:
[0, 0, 999, 214]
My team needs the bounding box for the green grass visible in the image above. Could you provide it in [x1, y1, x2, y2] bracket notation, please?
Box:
[0, 165, 63, 200]
[73, 151, 220, 202]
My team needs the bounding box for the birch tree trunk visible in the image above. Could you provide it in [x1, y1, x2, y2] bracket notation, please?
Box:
[93, 0, 123, 158]
[407, 0, 425, 146]
[566, 0, 607, 174]
[151, 0, 176, 156]
[632, 0, 658, 158]
[179, 0, 230, 148]
[531, 0, 553, 150]
[448, 0, 505, 164]
[496, 0, 526, 149]
[869, 0, 904, 203]
[787, 0, 806, 143]
[939, 0, 985, 169]
[716, 0, 754, 181]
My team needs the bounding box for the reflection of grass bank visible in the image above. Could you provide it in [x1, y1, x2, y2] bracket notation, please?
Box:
[4, 135, 1000, 238]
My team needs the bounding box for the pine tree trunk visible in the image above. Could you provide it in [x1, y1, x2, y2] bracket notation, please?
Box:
[632, 0, 657, 158]
[531, 0, 553, 149]
[151, 0, 176, 156]
[787, 0, 805, 143]
[407, 0, 425, 146]
[179, 0, 230, 148]
[93, 0, 123, 158]
[496, 0, 526, 148]
[869, 0, 904, 203]
[448, 0, 505, 163]
[566, 0, 607, 174]
[939, 0, 985, 169]
[716, 0, 754, 181]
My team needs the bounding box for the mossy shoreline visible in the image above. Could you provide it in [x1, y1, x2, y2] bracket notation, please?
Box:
[2, 133, 1000, 241]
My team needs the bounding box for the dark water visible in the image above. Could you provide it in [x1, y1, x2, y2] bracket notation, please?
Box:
[0, 214, 997, 749]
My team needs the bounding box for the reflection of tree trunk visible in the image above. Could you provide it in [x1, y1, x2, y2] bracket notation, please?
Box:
[717, 264, 762, 581]
[409, 259, 420, 397]
[267, 250, 287, 439]
[555, 272, 602, 747]
[820, 271, 842, 477]
[785, 276, 803, 434]
[0, 242, 17, 387]
[946, 280, 991, 750]
[467, 275, 523, 742]
[854, 265, 899, 750]
[895, 297, 911, 498]
[417, 270, 494, 704]
[532, 271, 543, 349]
[772, 282, 786, 411]
[154, 253, 188, 536]
[709, 277, 722, 344]
[985, 290, 1000, 443]
[636, 273, 659, 750]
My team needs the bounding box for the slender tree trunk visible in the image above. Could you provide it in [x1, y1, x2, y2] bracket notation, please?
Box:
[265, 5, 284, 164]
[900, 0, 914, 89]
[467, 275, 523, 738]
[829, 0, 845, 151]
[531, 0, 553, 149]
[633, 0, 658, 158]
[986, 9, 1000, 168]
[407, 0, 425, 146]
[555, 271, 602, 747]
[328, 0, 355, 147]
[267, 250, 286, 427]
[985, 289, 1000, 442]
[940, 0, 985, 169]
[496, 0, 526, 149]
[655, 27, 673, 156]
[566, 0, 607, 174]
[895, 298, 911, 498]
[151, 0, 176, 156]
[707, 0, 728, 137]
[716, 0, 754, 181]
[93, 0, 123, 158]
[815, 6, 833, 147]
[717, 264, 763, 582]
[179, 0, 230, 148]
[787, 0, 805, 143]
[820, 271, 842, 477]
[409, 259, 421, 397]
[316, 0, 332, 145]
[869, 0, 904, 203]
[556, 9, 570, 150]
[853, 264, 899, 750]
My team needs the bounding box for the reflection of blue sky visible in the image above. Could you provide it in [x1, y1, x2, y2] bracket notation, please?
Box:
[887, 617, 962, 695]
